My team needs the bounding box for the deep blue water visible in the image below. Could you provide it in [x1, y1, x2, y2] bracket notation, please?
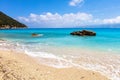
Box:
[0, 28, 120, 53]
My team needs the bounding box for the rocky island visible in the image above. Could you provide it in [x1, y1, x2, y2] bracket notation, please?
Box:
[70, 30, 96, 36]
[0, 11, 27, 29]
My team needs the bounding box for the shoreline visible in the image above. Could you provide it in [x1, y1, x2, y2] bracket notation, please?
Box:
[0, 49, 109, 80]
[0, 40, 120, 80]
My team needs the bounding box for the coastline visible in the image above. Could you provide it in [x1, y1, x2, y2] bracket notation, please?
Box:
[1, 28, 120, 80]
[0, 49, 109, 80]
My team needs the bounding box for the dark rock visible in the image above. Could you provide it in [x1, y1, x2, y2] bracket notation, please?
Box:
[32, 33, 43, 37]
[70, 30, 96, 36]
[32, 33, 39, 37]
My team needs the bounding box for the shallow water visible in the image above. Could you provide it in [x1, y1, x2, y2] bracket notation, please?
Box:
[0, 28, 120, 53]
[0, 28, 120, 80]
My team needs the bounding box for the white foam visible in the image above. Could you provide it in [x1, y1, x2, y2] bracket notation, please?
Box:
[25, 50, 60, 59]
[1, 41, 120, 80]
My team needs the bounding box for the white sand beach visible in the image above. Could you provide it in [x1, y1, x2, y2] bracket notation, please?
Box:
[0, 49, 109, 80]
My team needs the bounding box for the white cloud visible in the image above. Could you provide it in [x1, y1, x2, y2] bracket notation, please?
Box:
[18, 12, 93, 27]
[103, 16, 120, 24]
[69, 0, 84, 6]
[18, 12, 120, 28]
[18, 17, 29, 22]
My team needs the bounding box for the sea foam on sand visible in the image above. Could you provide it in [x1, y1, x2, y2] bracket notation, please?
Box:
[0, 40, 120, 80]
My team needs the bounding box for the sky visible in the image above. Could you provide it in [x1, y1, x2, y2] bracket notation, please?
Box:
[0, 0, 120, 28]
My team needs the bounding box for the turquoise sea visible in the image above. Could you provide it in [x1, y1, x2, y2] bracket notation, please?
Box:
[0, 27, 120, 80]
[0, 28, 120, 53]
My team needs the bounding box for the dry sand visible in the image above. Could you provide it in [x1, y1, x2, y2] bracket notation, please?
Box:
[0, 50, 109, 80]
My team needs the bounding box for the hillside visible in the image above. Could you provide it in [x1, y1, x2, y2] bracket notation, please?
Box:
[0, 11, 27, 29]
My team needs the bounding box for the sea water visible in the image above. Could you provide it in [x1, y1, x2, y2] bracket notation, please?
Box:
[0, 27, 120, 80]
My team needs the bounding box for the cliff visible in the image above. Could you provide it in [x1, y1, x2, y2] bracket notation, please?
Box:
[0, 11, 27, 29]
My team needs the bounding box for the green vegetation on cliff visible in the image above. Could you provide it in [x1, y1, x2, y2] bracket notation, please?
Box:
[0, 11, 27, 29]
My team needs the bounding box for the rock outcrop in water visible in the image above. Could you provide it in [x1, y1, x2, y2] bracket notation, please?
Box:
[70, 30, 96, 36]
[32, 33, 43, 37]
[0, 11, 27, 29]
[32, 33, 39, 37]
